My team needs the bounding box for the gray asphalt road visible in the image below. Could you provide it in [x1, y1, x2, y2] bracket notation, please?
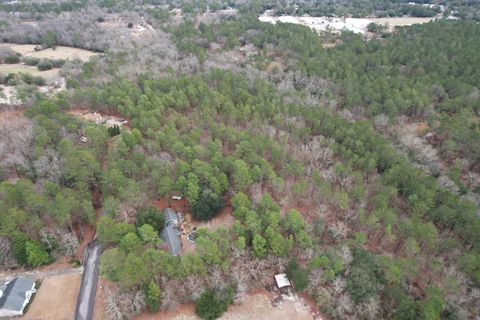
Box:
[74, 241, 102, 320]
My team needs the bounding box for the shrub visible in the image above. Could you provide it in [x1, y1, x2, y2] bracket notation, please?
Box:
[286, 259, 309, 292]
[37, 59, 53, 71]
[4, 55, 20, 63]
[19, 73, 45, 86]
[50, 59, 65, 68]
[22, 57, 40, 66]
[25, 241, 51, 267]
[108, 124, 120, 137]
[11, 233, 29, 266]
[145, 281, 161, 312]
[195, 288, 233, 320]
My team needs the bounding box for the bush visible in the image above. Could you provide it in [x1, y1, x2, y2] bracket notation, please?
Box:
[37, 59, 53, 71]
[20, 73, 45, 86]
[195, 288, 233, 320]
[22, 57, 40, 66]
[136, 206, 165, 231]
[108, 124, 120, 137]
[4, 55, 20, 63]
[50, 59, 65, 68]
[11, 233, 29, 266]
[286, 259, 309, 292]
[25, 241, 51, 267]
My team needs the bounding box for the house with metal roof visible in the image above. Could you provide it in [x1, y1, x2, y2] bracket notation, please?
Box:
[164, 208, 179, 227]
[0, 277, 36, 317]
[160, 208, 183, 256]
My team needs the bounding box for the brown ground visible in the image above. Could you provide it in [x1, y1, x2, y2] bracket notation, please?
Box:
[135, 289, 321, 320]
[92, 278, 114, 320]
[75, 224, 96, 261]
[24, 274, 81, 320]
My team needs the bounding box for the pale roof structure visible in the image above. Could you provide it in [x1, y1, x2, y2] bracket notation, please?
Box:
[274, 273, 291, 288]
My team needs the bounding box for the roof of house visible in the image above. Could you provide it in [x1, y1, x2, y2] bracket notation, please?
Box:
[164, 208, 178, 223]
[160, 225, 183, 256]
[0, 277, 35, 312]
[274, 273, 291, 288]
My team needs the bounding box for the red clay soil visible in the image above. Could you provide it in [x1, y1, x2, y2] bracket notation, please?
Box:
[153, 196, 189, 213]
[76, 224, 95, 261]
[299, 292, 325, 319]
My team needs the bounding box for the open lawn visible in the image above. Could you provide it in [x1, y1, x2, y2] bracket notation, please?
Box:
[0, 63, 60, 82]
[24, 273, 81, 320]
[0, 44, 98, 62]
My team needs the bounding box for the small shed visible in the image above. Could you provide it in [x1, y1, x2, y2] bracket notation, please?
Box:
[274, 273, 291, 290]
[0, 277, 36, 317]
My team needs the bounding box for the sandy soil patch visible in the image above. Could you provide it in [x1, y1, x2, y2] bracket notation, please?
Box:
[369, 16, 435, 27]
[0, 44, 98, 62]
[24, 273, 81, 320]
[259, 10, 437, 34]
[135, 289, 320, 320]
[67, 108, 129, 128]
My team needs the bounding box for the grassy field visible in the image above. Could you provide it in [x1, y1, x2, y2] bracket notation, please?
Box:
[24, 274, 81, 320]
[0, 63, 60, 82]
[0, 44, 98, 62]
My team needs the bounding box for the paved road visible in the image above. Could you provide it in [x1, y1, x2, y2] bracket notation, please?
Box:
[74, 241, 102, 320]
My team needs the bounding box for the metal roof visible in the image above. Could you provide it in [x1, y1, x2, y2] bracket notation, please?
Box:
[164, 208, 178, 223]
[274, 274, 291, 288]
[160, 225, 183, 256]
[0, 277, 35, 313]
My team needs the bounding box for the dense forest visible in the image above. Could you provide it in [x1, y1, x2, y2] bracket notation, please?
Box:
[0, 1, 479, 320]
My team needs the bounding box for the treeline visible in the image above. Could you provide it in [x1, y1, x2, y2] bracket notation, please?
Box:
[261, 0, 480, 20]
[173, 17, 480, 171]
[0, 0, 88, 13]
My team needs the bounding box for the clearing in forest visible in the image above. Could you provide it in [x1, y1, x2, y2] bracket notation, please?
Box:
[0, 44, 98, 62]
[135, 289, 320, 320]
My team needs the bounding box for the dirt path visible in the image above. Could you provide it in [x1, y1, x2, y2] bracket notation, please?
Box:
[0, 266, 82, 282]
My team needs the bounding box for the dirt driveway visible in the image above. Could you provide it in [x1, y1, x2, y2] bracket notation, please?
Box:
[24, 274, 81, 320]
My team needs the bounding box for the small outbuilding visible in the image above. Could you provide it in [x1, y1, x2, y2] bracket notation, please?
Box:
[0, 277, 36, 317]
[274, 273, 291, 292]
